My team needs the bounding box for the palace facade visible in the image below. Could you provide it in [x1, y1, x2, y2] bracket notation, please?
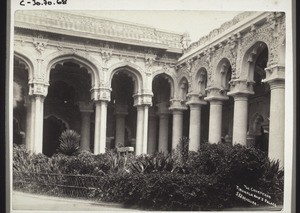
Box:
[13, 11, 286, 166]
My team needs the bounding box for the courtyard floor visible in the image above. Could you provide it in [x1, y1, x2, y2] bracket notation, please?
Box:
[12, 191, 139, 211]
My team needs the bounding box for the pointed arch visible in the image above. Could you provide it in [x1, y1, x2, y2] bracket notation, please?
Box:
[215, 58, 232, 90]
[14, 50, 34, 82]
[44, 51, 101, 87]
[152, 71, 175, 99]
[108, 62, 144, 94]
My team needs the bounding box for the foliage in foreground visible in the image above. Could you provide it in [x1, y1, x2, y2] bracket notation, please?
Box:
[13, 142, 284, 210]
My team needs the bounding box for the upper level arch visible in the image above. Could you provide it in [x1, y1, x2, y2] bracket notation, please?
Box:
[194, 67, 208, 96]
[215, 58, 232, 90]
[44, 51, 101, 87]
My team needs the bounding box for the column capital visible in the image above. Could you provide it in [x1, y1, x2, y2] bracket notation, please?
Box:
[29, 82, 48, 97]
[264, 65, 285, 83]
[204, 87, 229, 102]
[114, 104, 129, 116]
[266, 78, 285, 90]
[133, 93, 153, 107]
[169, 99, 188, 111]
[91, 87, 111, 102]
[186, 93, 207, 106]
[227, 79, 254, 97]
[78, 101, 94, 113]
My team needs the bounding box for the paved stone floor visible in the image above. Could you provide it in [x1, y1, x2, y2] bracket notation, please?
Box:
[12, 191, 140, 211]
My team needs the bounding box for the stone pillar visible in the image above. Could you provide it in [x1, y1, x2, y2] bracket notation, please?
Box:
[208, 100, 223, 144]
[24, 96, 32, 151]
[186, 94, 207, 151]
[169, 99, 187, 150]
[133, 93, 152, 155]
[135, 106, 144, 155]
[94, 101, 101, 154]
[93, 87, 111, 155]
[32, 95, 45, 153]
[228, 80, 254, 146]
[147, 107, 157, 154]
[157, 102, 170, 153]
[79, 102, 93, 151]
[99, 101, 108, 153]
[205, 88, 228, 144]
[171, 110, 184, 150]
[114, 104, 128, 147]
[265, 66, 285, 167]
[142, 105, 149, 154]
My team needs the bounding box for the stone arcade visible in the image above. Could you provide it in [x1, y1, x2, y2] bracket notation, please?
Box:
[13, 11, 286, 166]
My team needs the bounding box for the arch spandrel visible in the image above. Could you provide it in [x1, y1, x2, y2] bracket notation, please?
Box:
[44, 50, 101, 87]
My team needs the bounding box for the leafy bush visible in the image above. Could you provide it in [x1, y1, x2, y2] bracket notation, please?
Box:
[13, 143, 284, 210]
[56, 130, 80, 156]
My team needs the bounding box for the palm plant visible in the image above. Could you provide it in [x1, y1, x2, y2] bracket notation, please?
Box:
[56, 130, 80, 156]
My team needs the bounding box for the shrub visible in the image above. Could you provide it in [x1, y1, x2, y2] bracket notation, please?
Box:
[56, 130, 80, 156]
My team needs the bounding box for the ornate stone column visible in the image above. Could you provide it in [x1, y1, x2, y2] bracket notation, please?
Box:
[265, 66, 285, 167]
[93, 87, 111, 154]
[79, 101, 93, 151]
[186, 94, 207, 151]
[157, 102, 170, 153]
[204, 87, 228, 144]
[114, 104, 128, 147]
[228, 80, 254, 146]
[28, 82, 48, 153]
[147, 107, 157, 154]
[133, 93, 152, 155]
[169, 99, 187, 150]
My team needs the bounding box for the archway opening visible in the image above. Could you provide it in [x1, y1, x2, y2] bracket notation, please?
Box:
[247, 43, 270, 153]
[13, 56, 29, 146]
[109, 71, 136, 149]
[151, 74, 172, 153]
[44, 61, 92, 155]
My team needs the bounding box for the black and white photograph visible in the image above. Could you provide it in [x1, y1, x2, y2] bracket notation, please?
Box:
[7, 0, 295, 212]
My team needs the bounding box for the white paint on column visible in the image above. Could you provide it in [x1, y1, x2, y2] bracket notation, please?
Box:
[268, 81, 285, 167]
[232, 96, 248, 145]
[172, 110, 183, 150]
[33, 96, 44, 153]
[94, 102, 101, 154]
[208, 100, 223, 144]
[135, 106, 144, 155]
[189, 105, 201, 151]
[142, 105, 149, 154]
[99, 101, 108, 153]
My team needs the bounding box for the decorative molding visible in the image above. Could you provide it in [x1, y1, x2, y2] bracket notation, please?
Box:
[15, 10, 183, 50]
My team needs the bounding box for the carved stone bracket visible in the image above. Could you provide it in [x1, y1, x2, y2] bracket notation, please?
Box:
[133, 93, 153, 106]
[91, 87, 111, 102]
[204, 87, 229, 102]
[186, 93, 207, 106]
[29, 82, 48, 97]
[32, 35, 48, 55]
[169, 98, 188, 111]
[227, 79, 254, 97]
